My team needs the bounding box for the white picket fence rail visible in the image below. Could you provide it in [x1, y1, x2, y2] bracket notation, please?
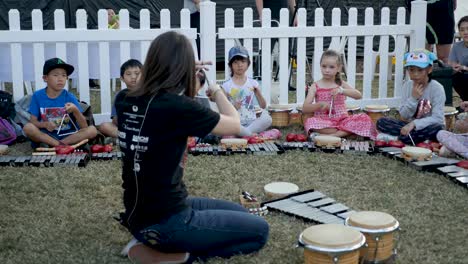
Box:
[0, 0, 427, 124]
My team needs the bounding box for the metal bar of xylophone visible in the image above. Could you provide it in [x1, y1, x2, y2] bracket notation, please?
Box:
[90, 151, 123, 161]
[281, 142, 316, 152]
[189, 142, 285, 156]
[0, 154, 89, 167]
[437, 165, 468, 189]
[340, 140, 376, 155]
[262, 189, 356, 225]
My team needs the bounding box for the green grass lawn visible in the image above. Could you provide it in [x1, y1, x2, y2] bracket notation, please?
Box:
[1, 136, 468, 264]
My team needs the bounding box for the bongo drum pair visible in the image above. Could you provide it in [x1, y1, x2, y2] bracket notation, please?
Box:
[364, 105, 390, 124]
[268, 104, 294, 127]
[444, 106, 458, 131]
[299, 211, 399, 264]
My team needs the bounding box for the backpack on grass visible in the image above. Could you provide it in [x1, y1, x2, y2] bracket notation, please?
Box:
[0, 117, 17, 145]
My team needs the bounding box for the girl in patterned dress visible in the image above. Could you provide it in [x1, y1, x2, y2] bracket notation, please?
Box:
[302, 50, 377, 139]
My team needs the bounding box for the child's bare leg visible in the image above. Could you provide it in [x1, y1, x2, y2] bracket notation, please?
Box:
[330, 130, 351, 138]
[99, 122, 118, 138]
[61, 126, 98, 145]
[23, 123, 61, 147]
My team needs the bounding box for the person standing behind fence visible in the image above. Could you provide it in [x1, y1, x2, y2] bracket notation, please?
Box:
[107, 8, 119, 29]
[184, 0, 200, 56]
[407, 0, 456, 63]
[99, 59, 142, 138]
[448, 15, 468, 101]
[23, 58, 97, 148]
[302, 50, 377, 140]
[116, 31, 269, 263]
[376, 49, 445, 144]
[222, 46, 274, 137]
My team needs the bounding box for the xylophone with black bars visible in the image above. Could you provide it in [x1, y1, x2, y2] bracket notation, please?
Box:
[189, 142, 285, 156]
[90, 151, 123, 161]
[378, 147, 460, 172]
[262, 190, 356, 225]
[437, 165, 468, 189]
[340, 140, 376, 155]
[0, 153, 89, 167]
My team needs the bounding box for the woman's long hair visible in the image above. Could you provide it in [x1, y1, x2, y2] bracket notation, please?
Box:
[130, 31, 197, 98]
[320, 49, 342, 86]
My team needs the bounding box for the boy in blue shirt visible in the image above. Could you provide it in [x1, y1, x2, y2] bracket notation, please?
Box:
[23, 58, 97, 147]
[99, 59, 142, 138]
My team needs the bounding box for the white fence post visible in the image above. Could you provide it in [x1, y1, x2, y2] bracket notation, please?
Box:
[362, 8, 374, 99]
[200, 0, 217, 82]
[394, 7, 407, 98]
[32, 9, 45, 92]
[378, 8, 390, 98]
[243, 8, 254, 78]
[347, 8, 358, 89]
[409, 0, 427, 51]
[98, 9, 111, 116]
[119, 9, 131, 90]
[76, 9, 90, 104]
[261, 9, 272, 104]
[54, 10, 68, 90]
[139, 10, 151, 64]
[9, 10, 24, 102]
[312, 8, 324, 82]
[296, 8, 307, 104]
[224, 9, 235, 80]
[278, 8, 289, 104]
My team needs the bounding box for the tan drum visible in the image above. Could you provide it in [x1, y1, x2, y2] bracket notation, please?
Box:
[299, 224, 366, 264]
[346, 104, 360, 115]
[264, 182, 299, 200]
[401, 146, 432, 161]
[364, 105, 390, 124]
[0, 144, 8, 155]
[345, 211, 399, 262]
[314, 135, 342, 148]
[268, 104, 294, 127]
[297, 105, 315, 126]
[444, 106, 458, 131]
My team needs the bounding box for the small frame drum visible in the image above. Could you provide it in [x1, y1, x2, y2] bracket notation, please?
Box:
[314, 135, 342, 148]
[364, 105, 390, 124]
[220, 138, 248, 147]
[264, 182, 299, 200]
[444, 106, 458, 131]
[268, 104, 294, 127]
[0, 144, 8, 155]
[345, 211, 399, 263]
[297, 105, 315, 126]
[346, 104, 360, 115]
[401, 146, 432, 161]
[299, 224, 366, 264]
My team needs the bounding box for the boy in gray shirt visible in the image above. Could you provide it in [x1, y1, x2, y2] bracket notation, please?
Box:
[376, 49, 445, 144]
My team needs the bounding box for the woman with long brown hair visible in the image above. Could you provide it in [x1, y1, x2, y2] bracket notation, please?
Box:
[115, 31, 269, 263]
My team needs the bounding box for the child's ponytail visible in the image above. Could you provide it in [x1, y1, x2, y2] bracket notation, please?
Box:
[334, 72, 342, 86]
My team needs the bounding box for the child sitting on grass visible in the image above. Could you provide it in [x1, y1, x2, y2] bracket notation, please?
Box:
[221, 45, 275, 137]
[437, 101, 468, 158]
[376, 49, 445, 144]
[302, 49, 376, 139]
[23, 58, 97, 147]
[99, 59, 142, 138]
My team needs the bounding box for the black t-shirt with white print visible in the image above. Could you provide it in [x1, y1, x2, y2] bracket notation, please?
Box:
[115, 89, 220, 232]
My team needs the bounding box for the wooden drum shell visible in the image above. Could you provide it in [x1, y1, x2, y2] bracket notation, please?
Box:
[268, 105, 293, 127]
[345, 211, 399, 262]
[364, 105, 390, 124]
[444, 107, 458, 132]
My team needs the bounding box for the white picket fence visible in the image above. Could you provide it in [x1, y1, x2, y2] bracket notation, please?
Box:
[0, 0, 427, 124]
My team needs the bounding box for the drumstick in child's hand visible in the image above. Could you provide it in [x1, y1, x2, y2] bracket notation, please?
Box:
[328, 97, 334, 118]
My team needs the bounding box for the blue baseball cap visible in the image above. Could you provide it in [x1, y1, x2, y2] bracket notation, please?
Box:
[228, 46, 249, 63]
[404, 49, 437, 68]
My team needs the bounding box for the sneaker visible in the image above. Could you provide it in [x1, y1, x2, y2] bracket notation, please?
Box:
[259, 129, 282, 140]
[128, 244, 190, 264]
[376, 133, 398, 142]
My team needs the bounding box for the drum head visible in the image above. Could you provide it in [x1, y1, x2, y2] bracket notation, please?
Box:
[268, 104, 294, 112]
[365, 105, 390, 112]
[301, 224, 364, 250]
[0, 144, 8, 155]
[346, 104, 360, 111]
[444, 106, 458, 116]
[220, 138, 248, 146]
[264, 182, 299, 195]
[347, 211, 398, 230]
[314, 135, 341, 145]
[402, 146, 432, 158]
[255, 107, 263, 115]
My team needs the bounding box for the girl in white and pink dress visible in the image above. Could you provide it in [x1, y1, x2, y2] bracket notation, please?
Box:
[302, 50, 377, 139]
